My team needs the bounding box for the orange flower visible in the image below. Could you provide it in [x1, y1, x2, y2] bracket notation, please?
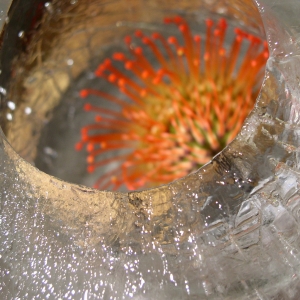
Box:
[75, 16, 268, 191]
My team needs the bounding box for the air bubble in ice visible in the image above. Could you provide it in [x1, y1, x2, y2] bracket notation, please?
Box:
[18, 31, 25, 38]
[24, 107, 32, 115]
[7, 101, 16, 110]
[6, 113, 12, 121]
[45, 2, 54, 13]
[0, 86, 6, 95]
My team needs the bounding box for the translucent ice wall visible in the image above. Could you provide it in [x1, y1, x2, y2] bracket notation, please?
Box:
[1, 0, 300, 298]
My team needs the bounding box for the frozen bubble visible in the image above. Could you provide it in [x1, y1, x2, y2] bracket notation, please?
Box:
[6, 113, 12, 121]
[45, 2, 54, 13]
[0, 87, 6, 95]
[66, 59, 74, 66]
[18, 31, 25, 38]
[24, 107, 32, 115]
[44, 147, 58, 158]
[7, 101, 16, 110]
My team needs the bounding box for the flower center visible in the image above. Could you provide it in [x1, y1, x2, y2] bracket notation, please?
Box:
[75, 16, 269, 191]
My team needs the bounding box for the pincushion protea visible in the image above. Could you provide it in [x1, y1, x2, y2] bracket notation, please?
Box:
[75, 16, 268, 191]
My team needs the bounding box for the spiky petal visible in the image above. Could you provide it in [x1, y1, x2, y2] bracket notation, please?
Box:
[76, 16, 269, 191]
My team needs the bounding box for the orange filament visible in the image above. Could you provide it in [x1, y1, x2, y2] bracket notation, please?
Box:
[76, 16, 269, 191]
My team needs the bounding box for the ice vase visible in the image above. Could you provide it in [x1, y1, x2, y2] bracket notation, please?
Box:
[1, 0, 300, 299]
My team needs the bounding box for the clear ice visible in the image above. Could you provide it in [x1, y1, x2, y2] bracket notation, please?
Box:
[1, 0, 300, 299]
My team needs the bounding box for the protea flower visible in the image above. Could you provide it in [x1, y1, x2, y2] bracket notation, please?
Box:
[75, 16, 268, 191]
